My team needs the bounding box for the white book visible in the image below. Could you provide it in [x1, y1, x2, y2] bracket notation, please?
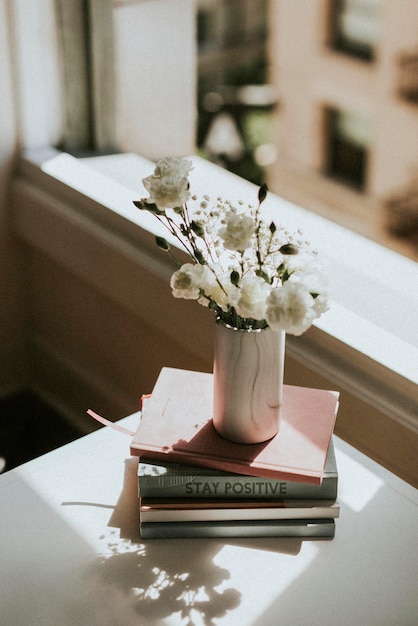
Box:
[139, 497, 340, 523]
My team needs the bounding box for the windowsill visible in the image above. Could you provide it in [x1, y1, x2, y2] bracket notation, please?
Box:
[13, 148, 418, 438]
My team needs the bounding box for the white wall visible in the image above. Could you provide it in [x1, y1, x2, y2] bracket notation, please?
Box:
[0, 0, 65, 395]
[113, 0, 197, 159]
[9, 0, 63, 150]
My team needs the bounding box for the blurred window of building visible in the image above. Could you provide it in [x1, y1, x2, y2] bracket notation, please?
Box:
[328, 0, 381, 61]
[324, 107, 371, 190]
[197, 2, 215, 51]
[397, 49, 418, 105]
[196, 0, 276, 185]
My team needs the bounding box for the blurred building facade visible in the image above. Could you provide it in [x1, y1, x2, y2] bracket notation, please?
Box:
[268, 0, 418, 257]
[195, 0, 418, 258]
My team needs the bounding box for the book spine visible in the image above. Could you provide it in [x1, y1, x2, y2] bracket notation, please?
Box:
[140, 518, 336, 539]
[138, 474, 338, 500]
[140, 503, 339, 523]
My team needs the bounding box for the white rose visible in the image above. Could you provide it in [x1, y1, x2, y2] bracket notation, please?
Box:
[170, 263, 210, 300]
[218, 212, 255, 252]
[266, 282, 316, 336]
[235, 274, 271, 320]
[143, 157, 192, 210]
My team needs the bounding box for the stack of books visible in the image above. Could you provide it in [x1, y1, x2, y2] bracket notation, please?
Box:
[130, 367, 340, 540]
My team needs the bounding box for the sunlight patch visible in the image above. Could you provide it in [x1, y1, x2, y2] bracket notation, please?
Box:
[336, 449, 384, 511]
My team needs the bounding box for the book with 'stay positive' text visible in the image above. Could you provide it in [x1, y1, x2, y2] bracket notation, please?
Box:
[138, 436, 338, 499]
[130, 367, 340, 484]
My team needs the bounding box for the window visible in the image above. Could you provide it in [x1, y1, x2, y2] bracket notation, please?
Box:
[324, 107, 371, 190]
[328, 0, 381, 61]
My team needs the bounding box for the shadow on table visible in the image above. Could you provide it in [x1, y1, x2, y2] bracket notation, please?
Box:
[88, 457, 306, 625]
[94, 536, 242, 625]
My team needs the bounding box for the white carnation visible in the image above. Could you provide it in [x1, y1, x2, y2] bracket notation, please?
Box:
[143, 157, 193, 210]
[200, 272, 240, 312]
[170, 263, 210, 300]
[266, 282, 316, 336]
[154, 157, 192, 179]
[235, 274, 271, 320]
[218, 212, 255, 252]
[295, 272, 330, 317]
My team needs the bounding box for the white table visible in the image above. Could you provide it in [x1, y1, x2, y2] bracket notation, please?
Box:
[1, 413, 417, 626]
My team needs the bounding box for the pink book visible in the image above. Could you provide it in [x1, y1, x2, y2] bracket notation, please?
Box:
[131, 367, 339, 484]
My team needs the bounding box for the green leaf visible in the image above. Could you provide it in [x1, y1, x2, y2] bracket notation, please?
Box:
[269, 221, 277, 234]
[133, 200, 164, 215]
[133, 200, 146, 209]
[155, 236, 170, 251]
[258, 183, 268, 204]
[255, 268, 270, 283]
[208, 299, 219, 311]
[276, 263, 291, 282]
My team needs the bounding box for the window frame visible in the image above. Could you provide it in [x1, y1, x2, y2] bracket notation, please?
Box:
[54, 0, 116, 153]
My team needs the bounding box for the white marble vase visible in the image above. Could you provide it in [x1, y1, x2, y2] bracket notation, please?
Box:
[212, 321, 285, 444]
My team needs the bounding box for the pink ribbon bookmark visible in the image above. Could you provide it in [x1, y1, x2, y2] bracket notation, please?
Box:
[86, 409, 136, 437]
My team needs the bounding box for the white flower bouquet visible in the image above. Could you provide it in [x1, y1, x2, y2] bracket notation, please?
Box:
[134, 157, 329, 335]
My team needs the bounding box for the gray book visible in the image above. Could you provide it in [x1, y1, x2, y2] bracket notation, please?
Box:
[140, 518, 336, 539]
[138, 437, 338, 500]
